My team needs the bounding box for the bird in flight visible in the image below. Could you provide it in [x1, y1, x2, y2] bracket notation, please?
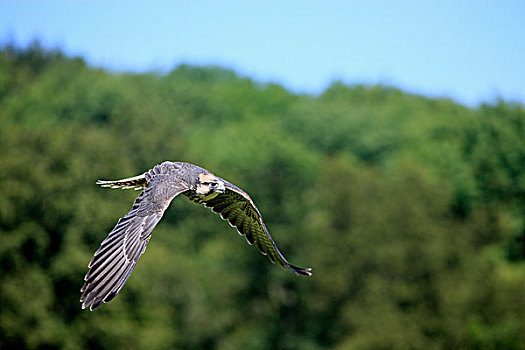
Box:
[81, 161, 312, 310]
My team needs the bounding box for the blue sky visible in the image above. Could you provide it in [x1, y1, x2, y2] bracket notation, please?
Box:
[1, 1, 524, 106]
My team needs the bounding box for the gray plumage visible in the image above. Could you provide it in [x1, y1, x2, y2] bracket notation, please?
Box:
[80, 161, 311, 311]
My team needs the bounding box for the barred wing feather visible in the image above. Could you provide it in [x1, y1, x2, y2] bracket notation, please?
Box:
[203, 182, 311, 276]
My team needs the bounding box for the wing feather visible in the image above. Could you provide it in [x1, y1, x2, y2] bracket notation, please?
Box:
[202, 181, 311, 276]
[242, 215, 254, 244]
[81, 164, 188, 310]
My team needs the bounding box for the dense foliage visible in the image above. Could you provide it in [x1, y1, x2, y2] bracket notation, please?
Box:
[1, 43, 524, 349]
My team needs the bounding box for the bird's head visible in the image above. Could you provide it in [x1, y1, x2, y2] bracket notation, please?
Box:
[195, 173, 226, 199]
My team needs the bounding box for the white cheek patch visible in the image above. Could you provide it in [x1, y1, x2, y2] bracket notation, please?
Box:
[196, 184, 210, 195]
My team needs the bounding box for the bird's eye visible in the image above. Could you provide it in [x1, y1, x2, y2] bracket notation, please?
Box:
[210, 182, 217, 187]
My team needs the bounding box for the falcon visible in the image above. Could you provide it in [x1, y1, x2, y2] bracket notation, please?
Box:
[81, 161, 311, 310]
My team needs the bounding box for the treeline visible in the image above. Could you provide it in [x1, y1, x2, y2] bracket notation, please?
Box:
[0, 42, 524, 349]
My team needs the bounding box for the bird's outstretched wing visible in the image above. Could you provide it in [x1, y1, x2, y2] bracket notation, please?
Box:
[198, 181, 312, 276]
[81, 165, 188, 310]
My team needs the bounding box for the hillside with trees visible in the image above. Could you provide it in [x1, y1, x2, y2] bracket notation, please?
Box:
[1, 43, 524, 349]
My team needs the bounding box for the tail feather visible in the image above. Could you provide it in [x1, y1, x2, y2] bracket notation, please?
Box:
[96, 174, 147, 190]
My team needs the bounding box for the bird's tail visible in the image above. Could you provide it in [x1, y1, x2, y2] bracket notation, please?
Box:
[96, 174, 147, 190]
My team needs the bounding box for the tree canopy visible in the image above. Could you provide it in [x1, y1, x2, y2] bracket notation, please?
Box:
[1, 42, 524, 349]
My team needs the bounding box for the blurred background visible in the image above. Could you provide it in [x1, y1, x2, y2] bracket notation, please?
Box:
[1, 1, 524, 349]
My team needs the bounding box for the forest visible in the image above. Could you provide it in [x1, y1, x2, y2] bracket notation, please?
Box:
[0, 43, 524, 349]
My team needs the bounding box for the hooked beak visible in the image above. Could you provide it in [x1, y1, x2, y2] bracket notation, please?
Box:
[216, 182, 226, 193]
